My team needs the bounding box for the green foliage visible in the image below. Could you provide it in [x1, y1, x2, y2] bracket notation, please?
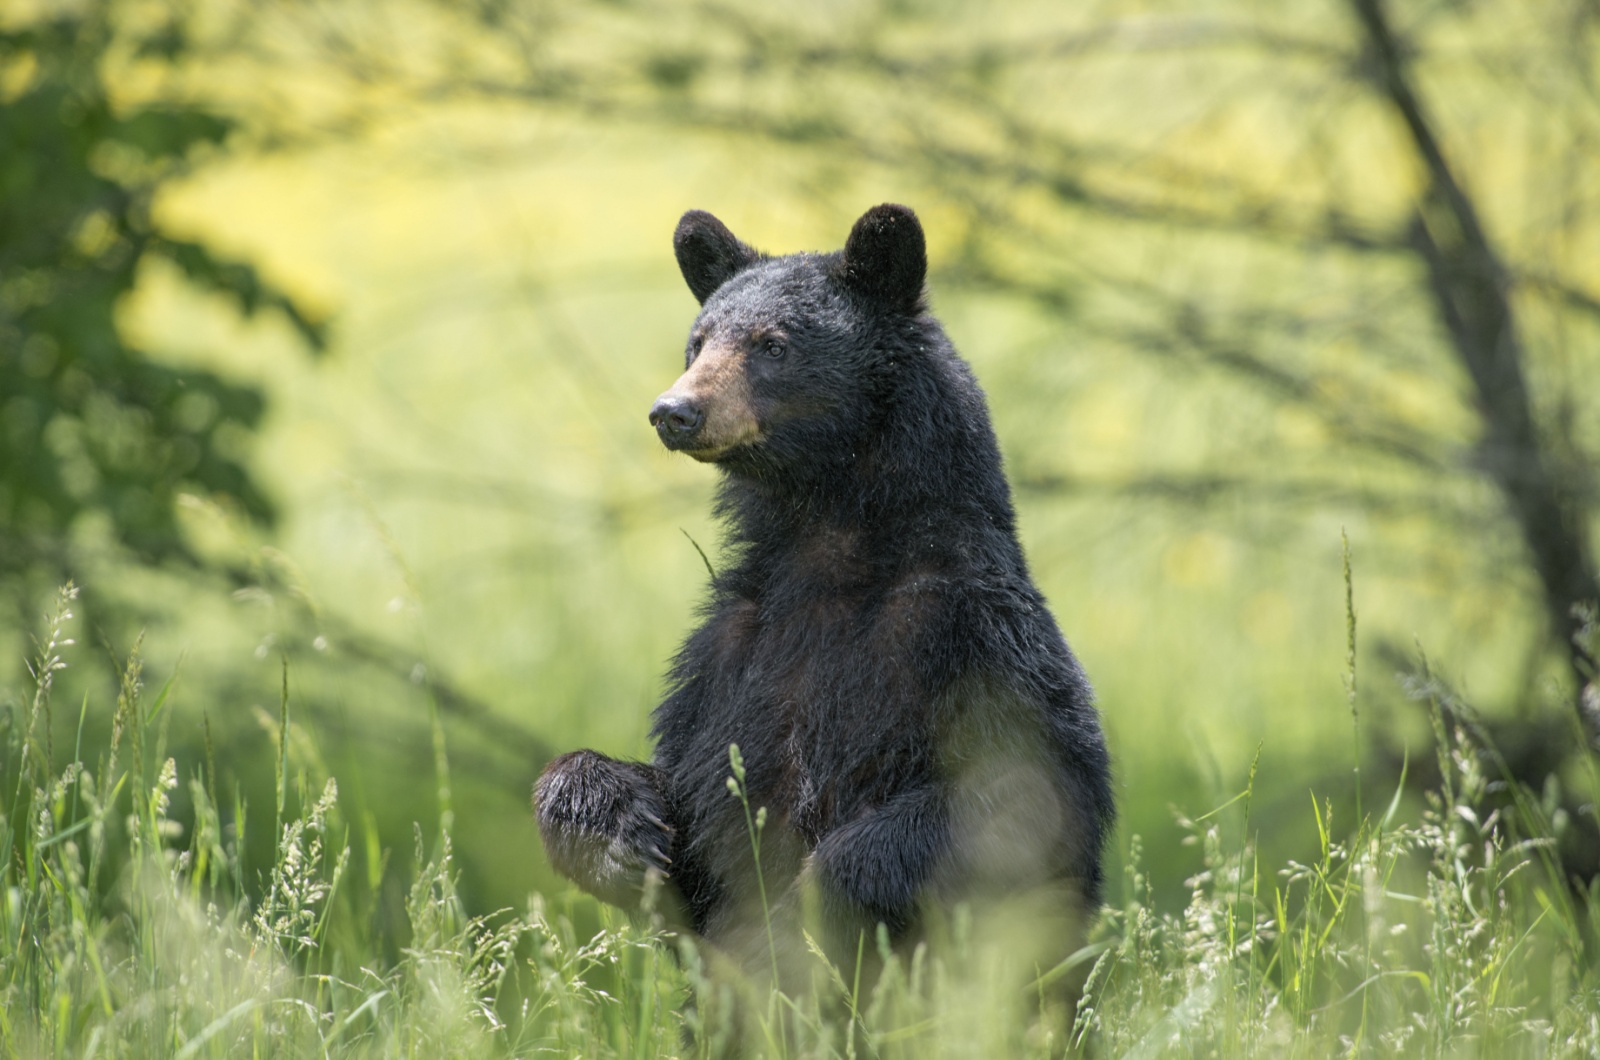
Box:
[2, 2, 1597, 1054]
[0, 4, 325, 607]
[0, 584, 1594, 1057]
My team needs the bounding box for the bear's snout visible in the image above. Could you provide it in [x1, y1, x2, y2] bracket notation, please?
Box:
[649, 395, 704, 446]
[650, 340, 762, 460]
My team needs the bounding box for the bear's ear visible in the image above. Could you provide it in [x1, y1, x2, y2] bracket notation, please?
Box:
[674, 210, 761, 305]
[838, 203, 926, 312]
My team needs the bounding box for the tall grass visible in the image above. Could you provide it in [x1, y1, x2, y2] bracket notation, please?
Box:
[0, 582, 1595, 1057]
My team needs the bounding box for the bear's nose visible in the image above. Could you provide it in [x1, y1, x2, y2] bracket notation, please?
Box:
[649, 396, 703, 439]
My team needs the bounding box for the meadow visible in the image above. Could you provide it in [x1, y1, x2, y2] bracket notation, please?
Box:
[3, 0, 1598, 1054]
[2, 578, 1596, 1056]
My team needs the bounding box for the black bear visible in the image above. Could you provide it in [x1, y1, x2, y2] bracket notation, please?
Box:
[535, 204, 1113, 980]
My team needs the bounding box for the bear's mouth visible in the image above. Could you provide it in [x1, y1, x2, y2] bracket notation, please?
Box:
[674, 429, 761, 463]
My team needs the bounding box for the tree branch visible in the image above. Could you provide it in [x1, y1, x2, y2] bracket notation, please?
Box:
[1349, 0, 1599, 735]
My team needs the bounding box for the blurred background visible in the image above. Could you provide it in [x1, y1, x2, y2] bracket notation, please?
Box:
[3, 0, 1597, 932]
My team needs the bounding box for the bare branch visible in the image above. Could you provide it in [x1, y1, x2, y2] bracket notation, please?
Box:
[1349, 0, 1599, 723]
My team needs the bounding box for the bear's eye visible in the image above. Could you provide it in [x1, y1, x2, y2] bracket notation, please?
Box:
[759, 336, 786, 359]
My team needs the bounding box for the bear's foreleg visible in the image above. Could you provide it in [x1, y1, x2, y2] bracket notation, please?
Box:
[808, 785, 948, 941]
[534, 750, 675, 910]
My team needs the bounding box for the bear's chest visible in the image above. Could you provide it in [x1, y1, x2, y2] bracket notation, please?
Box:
[671, 566, 942, 846]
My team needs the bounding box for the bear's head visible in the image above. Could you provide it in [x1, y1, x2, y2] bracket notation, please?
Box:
[650, 204, 928, 474]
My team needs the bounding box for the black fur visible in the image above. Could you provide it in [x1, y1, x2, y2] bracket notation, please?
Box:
[837, 203, 926, 312]
[534, 751, 673, 908]
[674, 210, 762, 305]
[537, 204, 1113, 971]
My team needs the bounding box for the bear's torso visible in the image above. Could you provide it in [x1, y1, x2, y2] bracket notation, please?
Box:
[652, 513, 1090, 933]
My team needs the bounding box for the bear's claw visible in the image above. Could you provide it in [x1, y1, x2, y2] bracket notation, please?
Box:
[534, 749, 676, 907]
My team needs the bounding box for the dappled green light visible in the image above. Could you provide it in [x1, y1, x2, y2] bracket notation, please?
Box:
[0, 6, 323, 623]
[0, 0, 1597, 1053]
